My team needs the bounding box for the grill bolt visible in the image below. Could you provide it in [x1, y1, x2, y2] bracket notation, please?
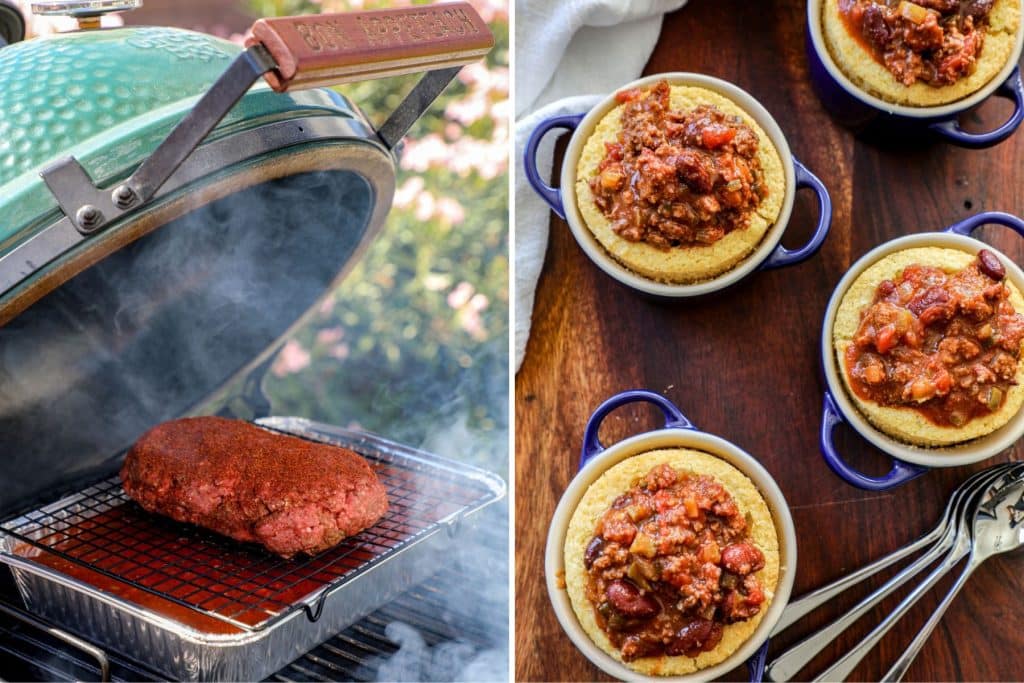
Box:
[75, 205, 103, 232]
[112, 184, 137, 209]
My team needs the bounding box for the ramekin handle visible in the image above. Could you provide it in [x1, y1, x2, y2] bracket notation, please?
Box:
[524, 113, 584, 220]
[929, 66, 1024, 149]
[747, 639, 769, 682]
[943, 210, 1024, 238]
[761, 157, 832, 270]
[579, 390, 694, 471]
[820, 392, 928, 491]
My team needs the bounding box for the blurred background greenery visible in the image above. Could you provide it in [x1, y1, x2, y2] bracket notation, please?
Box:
[254, 0, 510, 477]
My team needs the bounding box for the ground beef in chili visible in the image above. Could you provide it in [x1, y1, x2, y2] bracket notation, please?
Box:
[584, 464, 767, 661]
[589, 80, 766, 250]
[839, 0, 994, 86]
[846, 250, 1024, 427]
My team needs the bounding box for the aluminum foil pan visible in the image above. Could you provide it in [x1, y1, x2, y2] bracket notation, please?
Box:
[0, 417, 506, 680]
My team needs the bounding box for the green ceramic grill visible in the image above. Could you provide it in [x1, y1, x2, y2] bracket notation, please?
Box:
[0, 0, 493, 517]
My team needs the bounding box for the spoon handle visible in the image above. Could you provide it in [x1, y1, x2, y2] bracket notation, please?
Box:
[882, 557, 978, 681]
[770, 528, 940, 636]
[812, 542, 968, 682]
[765, 530, 949, 682]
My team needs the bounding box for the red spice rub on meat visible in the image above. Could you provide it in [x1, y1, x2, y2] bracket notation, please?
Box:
[120, 417, 388, 558]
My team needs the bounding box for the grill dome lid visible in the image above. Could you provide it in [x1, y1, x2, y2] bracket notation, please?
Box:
[0, 2, 493, 518]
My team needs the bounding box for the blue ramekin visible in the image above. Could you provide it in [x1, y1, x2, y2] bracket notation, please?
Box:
[820, 212, 1024, 491]
[806, 0, 1024, 148]
[524, 73, 832, 298]
[545, 389, 797, 682]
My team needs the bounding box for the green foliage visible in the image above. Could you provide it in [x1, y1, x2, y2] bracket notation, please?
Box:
[258, 0, 509, 476]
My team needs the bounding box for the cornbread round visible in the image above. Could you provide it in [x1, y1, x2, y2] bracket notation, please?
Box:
[821, 0, 1022, 107]
[574, 85, 786, 284]
[564, 448, 780, 676]
[834, 247, 1024, 447]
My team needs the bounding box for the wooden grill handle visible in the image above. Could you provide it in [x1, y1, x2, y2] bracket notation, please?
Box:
[246, 1, 494, 93]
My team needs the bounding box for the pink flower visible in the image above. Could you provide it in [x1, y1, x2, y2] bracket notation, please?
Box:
[446, 95, 488, 126]
[394, 177, 425, 209]
[400, 134, 450, 173]
[469, 293, 489, 311]
[436, 197, 466, 225]
[444, 122, 462, 141]
[272, 340, 311, 377]
[318, 295, 336, 315]
[448, 281, 475, 308]
[414, 191, 436, 221]
[316, 327, 345, 346]
[460, 308, 485, 340]
[458, 62, 489, 86]
[491, 98, 510, 121]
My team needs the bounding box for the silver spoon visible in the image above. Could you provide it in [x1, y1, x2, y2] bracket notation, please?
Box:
[812, 465, 1024, 682]
[770, 462, 1014, 636]
[767, 464, 1018, 682]
[882, 474, 1024, 682]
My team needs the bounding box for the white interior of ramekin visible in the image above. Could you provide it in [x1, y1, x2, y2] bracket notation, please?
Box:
[806, 0, 1024, 118]
[821, 231, 1024, 468]
[544, 428, 797, 682]
[559, 73, 797, 298]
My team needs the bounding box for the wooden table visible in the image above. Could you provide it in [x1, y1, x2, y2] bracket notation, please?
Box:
[515, 1, 1024, 680]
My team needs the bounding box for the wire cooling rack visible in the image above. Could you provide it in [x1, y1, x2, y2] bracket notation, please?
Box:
[0, 421, 504, 632]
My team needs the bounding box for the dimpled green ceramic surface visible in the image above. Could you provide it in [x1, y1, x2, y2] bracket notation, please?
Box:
[0, 26, 366, 243]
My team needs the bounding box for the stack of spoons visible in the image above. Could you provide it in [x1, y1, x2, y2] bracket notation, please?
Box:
[766, 462, 1024, 682]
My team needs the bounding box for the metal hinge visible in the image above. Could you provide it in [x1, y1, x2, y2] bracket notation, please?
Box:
[40, 44, 277, 236]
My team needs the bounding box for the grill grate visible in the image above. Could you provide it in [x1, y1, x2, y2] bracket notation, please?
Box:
[0, 428, 498, 633]
[0, 507, 508, 683]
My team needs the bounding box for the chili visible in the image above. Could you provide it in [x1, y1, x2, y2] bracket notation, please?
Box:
[584, 464, 767, 661]
[839, 0, 994, 86]
[589, 80, 767, 250]
[846, 250, 1024, 427]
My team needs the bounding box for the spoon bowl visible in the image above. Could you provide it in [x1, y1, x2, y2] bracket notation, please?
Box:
[881, 473, 1024, 682]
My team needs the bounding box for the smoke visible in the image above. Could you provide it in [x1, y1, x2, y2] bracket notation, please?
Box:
[267, 408, 511, 683]
[0, 169, 374, 515]
[348, 410, 508, 682]
[372, 623, 505, 682]
[366, 501, 509, 683]
[256, 411, 510, 682]
[0, 167, 511, 681]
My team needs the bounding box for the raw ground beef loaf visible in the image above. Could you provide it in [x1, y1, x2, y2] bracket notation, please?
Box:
[120, 416, 389, 558]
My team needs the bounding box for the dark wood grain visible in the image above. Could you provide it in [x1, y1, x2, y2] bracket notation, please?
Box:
[515, 0, 1024, 680]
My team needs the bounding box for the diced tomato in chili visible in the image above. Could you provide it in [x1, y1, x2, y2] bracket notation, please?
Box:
[845, 251, 1024, 428]
[584, 465, 768, 662]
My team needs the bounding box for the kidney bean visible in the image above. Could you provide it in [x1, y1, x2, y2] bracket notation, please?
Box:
[963, 0, 995, 18]
[908, 286, 951, 317]
[720, 542, 765, 575]
[584, 537, 604, 569]
[666, 619, 724, 656]
[605, 579, 660, 619]
[978, 249, 1006, 281]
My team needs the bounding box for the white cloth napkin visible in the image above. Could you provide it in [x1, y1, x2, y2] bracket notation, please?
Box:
[514, 0, 687, 372]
